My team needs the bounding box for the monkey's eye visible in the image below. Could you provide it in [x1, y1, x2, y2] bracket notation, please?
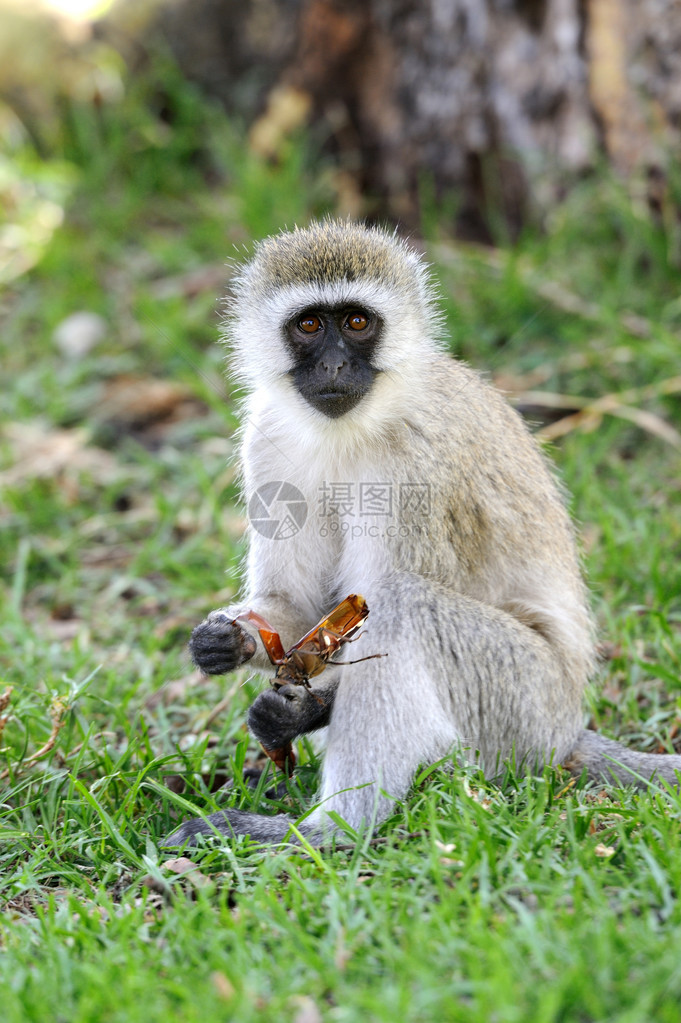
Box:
[345, 311, 369, 331]
[298, 314, 322, 334]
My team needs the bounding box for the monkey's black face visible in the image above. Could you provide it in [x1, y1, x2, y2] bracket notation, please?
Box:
[285, 305, 382, 418]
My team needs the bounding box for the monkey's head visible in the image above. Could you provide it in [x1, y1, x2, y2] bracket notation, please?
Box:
[224, 221, 444, 424]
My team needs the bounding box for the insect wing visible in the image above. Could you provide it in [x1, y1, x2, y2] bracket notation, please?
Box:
[322, 593, 369, 639]
[234, 609, 286, 664]
[289, 594, 369, 656]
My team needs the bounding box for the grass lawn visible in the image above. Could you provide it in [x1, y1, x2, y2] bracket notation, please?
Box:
[1, 56, 681, 1023]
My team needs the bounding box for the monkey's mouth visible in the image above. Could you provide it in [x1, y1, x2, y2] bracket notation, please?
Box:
[293, 364, 378, 419]
[304, 389, 365, 419]
[317, 389, 350, 400]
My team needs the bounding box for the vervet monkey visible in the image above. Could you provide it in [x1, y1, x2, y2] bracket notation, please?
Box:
[165, 220, 681, 847]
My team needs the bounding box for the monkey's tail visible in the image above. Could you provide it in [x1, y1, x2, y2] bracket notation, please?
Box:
[565, 729, 681, 789]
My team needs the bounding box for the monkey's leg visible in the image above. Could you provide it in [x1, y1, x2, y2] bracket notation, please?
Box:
[164, 576, 581, 847]
[302, 575, 583, 838]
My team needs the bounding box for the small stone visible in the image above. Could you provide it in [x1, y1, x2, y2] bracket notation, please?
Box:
[53, 311, 107, 358]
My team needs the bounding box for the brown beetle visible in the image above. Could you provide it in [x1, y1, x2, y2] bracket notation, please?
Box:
[235, 594, 384, 773]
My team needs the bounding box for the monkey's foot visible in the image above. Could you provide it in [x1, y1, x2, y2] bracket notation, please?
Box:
[162, 807, 317, 847]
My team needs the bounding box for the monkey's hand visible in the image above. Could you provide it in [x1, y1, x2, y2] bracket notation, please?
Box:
[189, 612, 257, 675]
[247, 682, 334, 749]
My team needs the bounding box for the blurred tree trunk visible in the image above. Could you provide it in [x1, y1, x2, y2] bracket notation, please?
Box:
[129, 0, 681, 239]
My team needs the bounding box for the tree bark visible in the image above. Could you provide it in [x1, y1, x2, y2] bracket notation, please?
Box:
[133, 0, 681, 239]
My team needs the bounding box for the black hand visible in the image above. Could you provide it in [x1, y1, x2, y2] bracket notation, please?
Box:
[189, 614, 257, 675]
[247, 684, 332, 749]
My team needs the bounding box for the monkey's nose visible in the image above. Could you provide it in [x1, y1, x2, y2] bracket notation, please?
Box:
[320, 356, 348, 378]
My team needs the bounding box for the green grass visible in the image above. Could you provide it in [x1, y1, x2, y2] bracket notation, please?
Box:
[2, 55, 681, 1023]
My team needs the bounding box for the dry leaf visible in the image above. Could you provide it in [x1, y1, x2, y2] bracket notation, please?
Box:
[144, 669, 206, 709]
[0, 693, 68, 781]
[290, 995, 322, 1023]
[0, 423, 119, 487]
[0, 686, 12, 715]
[262, 741, 296, 776]
[513, 378, 681, 449]
[249, 86, 312, 159]
[96, 375, 197, 429]
[150, 263, 228, 300]
[0, 686, 12, 746]
[161, 857, 211, 888]
[211, 972, 235, 1001]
